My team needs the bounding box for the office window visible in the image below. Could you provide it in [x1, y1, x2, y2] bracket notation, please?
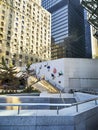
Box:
[19, 61, 22, 67]
[0, 49, 2, 53]
[19, 55, 22, 58]
[0, 34, 3, 38]
[1, 16, 4, 20]
[16, 17, 18, 21]
[8, 31, 11, 35]
[25, 56, 28, 60]
[31, 57, 33, 61]
[0, 40, 2, 44]
[12, 60, 15, 66]
[7, 36, 11, 40]
[1, 22, 4, 26]
[6, 42, 10, 46]
[16, 23, 18, 26]
[5, 59, 9, 64]
[2, 10, 5, 14]
[6, 51, 9, 55]
[0, 28, 3, 32]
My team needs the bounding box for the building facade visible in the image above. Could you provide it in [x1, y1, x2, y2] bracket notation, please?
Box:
[42, 0, 91, 59]
[0, 0, 51, 66]
[51, 43, 65, 60]
[81, 0, 98, 59]
[84, 9, 92, 58]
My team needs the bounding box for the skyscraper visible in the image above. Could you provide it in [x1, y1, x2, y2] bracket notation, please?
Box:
[42, 0, 91, 58]
[0, 0, 51, 66]
[84, 10, 92, 58]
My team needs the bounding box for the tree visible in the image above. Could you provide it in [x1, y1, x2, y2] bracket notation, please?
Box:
[19, 61, 40, 89]
[0, 57, 20, 89]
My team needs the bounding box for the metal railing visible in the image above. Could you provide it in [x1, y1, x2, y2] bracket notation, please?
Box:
[0, 97, 98, 115]
[72, 97, 98, 112]
[0, 103, 71, 115]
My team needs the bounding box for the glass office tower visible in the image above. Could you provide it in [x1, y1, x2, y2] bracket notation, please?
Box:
[84, 10, 92, 58]
[42, 0, 91, 58]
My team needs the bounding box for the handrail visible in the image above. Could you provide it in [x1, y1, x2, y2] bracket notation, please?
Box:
[0, 97, 98, 115]
[0, 103, 72, 107]
[0, 103, 71, 115]
[71, 97, 98, 112]
[72, 97, 98, 106]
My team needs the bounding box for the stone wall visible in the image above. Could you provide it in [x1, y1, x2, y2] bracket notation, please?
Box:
[30, 58, 98, 92]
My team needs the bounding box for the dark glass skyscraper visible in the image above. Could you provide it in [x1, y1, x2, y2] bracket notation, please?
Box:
[42, 0, 92, 58]
[84, 10, 92, 58]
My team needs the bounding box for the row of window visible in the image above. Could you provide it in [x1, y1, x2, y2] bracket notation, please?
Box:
[55, 34, 68, 41]
[52, 29, 68, 38]
[5, 48, 47, 59]
[52, 13, 68, 23]
[52, 21, 68, 30]
[2, 2, 50, 23]
[5, 57, 41, 66]
[42, 0, 61, 9]
[52, 5, 68, 16]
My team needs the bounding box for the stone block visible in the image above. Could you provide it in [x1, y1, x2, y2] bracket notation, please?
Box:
[36, 125, 74, 130]
[0, 116, 36, 125]
[36, 116, 74, 125]
[0, 126, 36, 130]
[75, 121, 86, 130]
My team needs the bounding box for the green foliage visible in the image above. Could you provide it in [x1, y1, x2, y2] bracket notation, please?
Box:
[20, 61, 36, 88]
[0, 57, 20, 89]
[26, 61, 31, 70]
[25, 61, 32, 75]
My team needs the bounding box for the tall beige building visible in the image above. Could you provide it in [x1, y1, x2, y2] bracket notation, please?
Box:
[0, 0, 51, 66]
